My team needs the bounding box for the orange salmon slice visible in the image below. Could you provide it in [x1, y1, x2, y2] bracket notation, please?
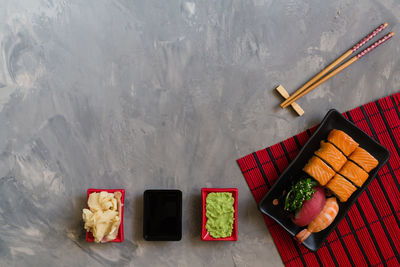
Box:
[349, 147, 378, 172]
[327, 129, 359, 156]
[326, 174, 357, 202]
[303, 156, 335, 186]
[315, 141, 347, 171]
[339, 161, 368, 187]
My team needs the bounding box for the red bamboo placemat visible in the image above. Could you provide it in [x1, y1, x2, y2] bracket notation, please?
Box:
[237, 92, 400, 267]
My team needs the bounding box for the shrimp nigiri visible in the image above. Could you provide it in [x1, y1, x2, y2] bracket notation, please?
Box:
[295, 197, 339, 243]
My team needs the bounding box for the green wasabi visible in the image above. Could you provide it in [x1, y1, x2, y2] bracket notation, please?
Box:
[205, 192, 235, 238]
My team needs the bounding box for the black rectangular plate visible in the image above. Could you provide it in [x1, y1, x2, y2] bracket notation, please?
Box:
[258, 109, 390, 251]
[143, 189, 182, 241]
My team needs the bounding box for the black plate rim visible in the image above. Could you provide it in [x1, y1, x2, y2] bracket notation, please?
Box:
[258, 109, 390, 251]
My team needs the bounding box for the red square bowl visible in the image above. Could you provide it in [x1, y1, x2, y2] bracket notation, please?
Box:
[201, 188, 238, 241]
[85, 189, 125, 242]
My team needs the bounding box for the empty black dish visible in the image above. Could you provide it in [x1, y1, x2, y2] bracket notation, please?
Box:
[143, 189, 182, 241]
[258, 109, 390, 251]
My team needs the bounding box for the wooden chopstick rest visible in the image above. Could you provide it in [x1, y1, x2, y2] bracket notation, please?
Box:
[276, 85, 304, 116]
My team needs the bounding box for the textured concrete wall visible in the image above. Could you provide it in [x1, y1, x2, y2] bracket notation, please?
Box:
[0, 0, 399, 266]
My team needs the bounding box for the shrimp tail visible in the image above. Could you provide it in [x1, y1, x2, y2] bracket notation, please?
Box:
[295, 229, 311, 243]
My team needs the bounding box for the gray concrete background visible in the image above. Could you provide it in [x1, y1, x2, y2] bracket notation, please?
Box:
[0, 0, 399, 266]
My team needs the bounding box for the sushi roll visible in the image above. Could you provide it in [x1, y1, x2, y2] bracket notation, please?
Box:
[315, 141, 347, 171]
[326, 174, 357, 202]
[349, 147, 378, 172]
[303, 156, 335, 186]
[339, 161, 369, 187]
[327, 129, 359, 156]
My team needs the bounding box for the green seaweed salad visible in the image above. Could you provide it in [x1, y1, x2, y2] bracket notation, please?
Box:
[284, 178, 317, 212]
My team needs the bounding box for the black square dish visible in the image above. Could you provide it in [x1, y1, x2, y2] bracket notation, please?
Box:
[258, 109, 390, 251]
[143, 189, 182, 241]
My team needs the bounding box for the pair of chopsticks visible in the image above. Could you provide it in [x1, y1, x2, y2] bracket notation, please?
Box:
[281, 23, 394, 109]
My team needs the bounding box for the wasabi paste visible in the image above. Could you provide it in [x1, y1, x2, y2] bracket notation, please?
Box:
[205, 192, 235, 238]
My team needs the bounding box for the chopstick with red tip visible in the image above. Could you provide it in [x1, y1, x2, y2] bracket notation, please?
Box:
[282, 32, 395, 108]
[281, 23, 389, 109]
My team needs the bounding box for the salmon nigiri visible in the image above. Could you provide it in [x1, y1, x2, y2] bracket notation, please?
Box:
[303, 156, 335, 186]
[339, 161, 368, 187]
[326, 174, 357, 202]
[327, 129, 359, 156]
[315, 141, 347, 171]
[295, 197, 339, 243]
[349, 147, 378, 172]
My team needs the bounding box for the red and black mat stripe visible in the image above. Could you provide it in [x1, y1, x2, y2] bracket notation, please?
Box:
[236, 92, 400, 266]
[346, 111, 400, 265]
